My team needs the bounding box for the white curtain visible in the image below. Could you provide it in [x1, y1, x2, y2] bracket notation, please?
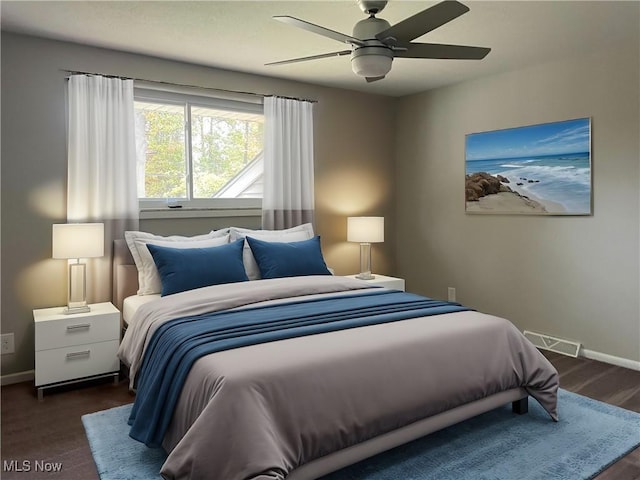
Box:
[67, 74, 139, 303]
[262, 96, 315, 229]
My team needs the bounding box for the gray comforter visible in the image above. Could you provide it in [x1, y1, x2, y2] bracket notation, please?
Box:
[118, 276, 558, 480]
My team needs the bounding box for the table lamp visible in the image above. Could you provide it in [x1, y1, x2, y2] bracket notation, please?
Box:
[52, 223, 104, 314]
[347, 216, 384, 280]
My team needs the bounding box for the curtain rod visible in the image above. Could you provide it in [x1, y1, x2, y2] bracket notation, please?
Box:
[61, 69, 317, 103]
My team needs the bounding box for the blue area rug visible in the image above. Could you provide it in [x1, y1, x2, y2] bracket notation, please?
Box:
[82, 389, 640, 480]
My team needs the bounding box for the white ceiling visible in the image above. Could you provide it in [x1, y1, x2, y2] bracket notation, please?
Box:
[1, 1, 638, 97]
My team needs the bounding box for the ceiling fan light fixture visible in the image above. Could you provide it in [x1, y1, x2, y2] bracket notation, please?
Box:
[351, 48, 393, 78]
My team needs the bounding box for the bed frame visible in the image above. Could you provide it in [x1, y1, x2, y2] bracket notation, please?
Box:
[112, 239, 529, 479]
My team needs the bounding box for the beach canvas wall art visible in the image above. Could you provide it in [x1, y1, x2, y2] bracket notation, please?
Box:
[465, 118, 592, 215]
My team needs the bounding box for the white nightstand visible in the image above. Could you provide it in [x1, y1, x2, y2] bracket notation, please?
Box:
[33, 302, 120, 400]
[344, 274, 405, 291]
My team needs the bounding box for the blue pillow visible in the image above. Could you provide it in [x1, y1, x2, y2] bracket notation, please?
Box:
[245, 235, 332, 279]
[147, 239, 248, 296]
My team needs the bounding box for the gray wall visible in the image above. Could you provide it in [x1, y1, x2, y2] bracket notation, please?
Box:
[395, 44, 640, 362]
[1, 33, 396, 376]
[3, 23, 639, 378]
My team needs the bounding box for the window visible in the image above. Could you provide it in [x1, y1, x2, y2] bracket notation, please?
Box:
[134, 89, 264, 209]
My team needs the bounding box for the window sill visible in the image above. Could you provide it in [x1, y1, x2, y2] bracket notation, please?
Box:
[140, 207, 261, 220]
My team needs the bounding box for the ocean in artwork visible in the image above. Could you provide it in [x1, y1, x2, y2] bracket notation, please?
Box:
[465, 118, 591, 214]
[465, 152, 591, 213]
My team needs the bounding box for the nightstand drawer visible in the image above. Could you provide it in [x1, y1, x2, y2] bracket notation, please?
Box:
[34, 340, 119, 387]
[34, 307, 119, 350]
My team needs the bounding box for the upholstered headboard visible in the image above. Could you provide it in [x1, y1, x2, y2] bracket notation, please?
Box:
[113, 239, 138, 311]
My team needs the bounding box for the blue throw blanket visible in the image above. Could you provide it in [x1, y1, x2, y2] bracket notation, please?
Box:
[128, 290, 470, 447]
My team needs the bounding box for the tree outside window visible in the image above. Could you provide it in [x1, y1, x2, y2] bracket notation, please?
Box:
[134, 93, 264, 207]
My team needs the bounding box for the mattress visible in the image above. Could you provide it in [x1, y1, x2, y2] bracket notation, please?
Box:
[122, 294, 160, 325]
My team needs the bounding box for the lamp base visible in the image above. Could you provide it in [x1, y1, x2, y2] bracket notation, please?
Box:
[355, 273, 375, 280]
[63, 305, 91, 315]
[357, 243, 375, 281]
[66, 262, 90, 315]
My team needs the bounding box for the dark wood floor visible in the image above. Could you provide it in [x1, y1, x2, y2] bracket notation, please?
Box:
[1, 351, 639, 479]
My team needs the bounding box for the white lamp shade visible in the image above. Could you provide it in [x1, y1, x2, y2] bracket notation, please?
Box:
[52, 223, 105, 259]
[347, 217, 384, 243]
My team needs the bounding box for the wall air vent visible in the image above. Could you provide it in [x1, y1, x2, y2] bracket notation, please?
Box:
[523, 330, 581, 358]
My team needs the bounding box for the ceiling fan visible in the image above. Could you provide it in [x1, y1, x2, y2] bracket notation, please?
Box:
[266, 0, 490, 83]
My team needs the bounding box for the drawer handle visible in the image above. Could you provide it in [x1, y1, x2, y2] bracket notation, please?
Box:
[66, 350, 90, 359]
[66, 323, 90, 331]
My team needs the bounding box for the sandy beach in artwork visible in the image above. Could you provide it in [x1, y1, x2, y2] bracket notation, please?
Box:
[466, 191, 560, 213]
[465, 171, 566, 214]
[506, 181, 566, 213]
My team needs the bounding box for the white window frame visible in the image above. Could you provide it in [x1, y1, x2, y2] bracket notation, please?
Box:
[134, 88, 263, 212]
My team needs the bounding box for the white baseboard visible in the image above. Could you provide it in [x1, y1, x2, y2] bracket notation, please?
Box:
[581, 349, 640, 371]
[1, 370, 34, 386]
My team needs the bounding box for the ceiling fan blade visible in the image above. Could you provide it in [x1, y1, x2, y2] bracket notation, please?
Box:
[273, 16, 365, 47]
[266, 50, 352, 67]
[395, 43, 490, 60]
[366, 76, 386, 83]
[376, 0, 469, 44]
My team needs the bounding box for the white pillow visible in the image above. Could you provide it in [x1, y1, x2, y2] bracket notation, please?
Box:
[125, 230, 230, 295]
[230, 224, 315, 280]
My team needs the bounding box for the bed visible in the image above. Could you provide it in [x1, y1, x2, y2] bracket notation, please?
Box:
[114, 227, 559, 480]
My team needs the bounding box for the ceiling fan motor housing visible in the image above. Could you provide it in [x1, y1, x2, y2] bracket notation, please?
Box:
[351, 17, 394, 78]
[352, 16, 391, 40]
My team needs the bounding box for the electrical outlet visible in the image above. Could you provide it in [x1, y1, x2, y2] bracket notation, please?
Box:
[447, 287, 456, 302]
[1, 333, 15, 355]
